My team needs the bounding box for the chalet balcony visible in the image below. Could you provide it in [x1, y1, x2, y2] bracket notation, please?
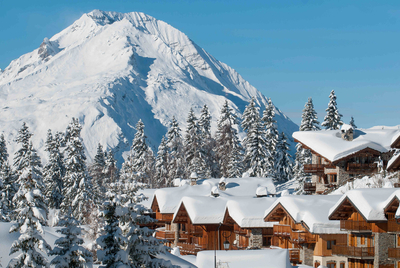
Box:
[155, 230, 175, 240]
[332, 245, 374, 258]
[289, 249, 300, 264]
[304, 183, 316, 193]
[388, 248, 400, 259]
[155, 212, 173, 222]
[273, 225, 291, 237]
[303, 164, 326, 173]
[346, 163, 377, 173]
[189, 226, 203, 236]
[177, 242, 206, 255]
[388, 220, 400, 233]
[291, 231, 317, 244]
[340, 220, 372, 232]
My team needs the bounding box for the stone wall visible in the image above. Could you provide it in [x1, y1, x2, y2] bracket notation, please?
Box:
[249, 229, 262, 248]
[374, 232, 395, 266]
[300, 244, 315, 266]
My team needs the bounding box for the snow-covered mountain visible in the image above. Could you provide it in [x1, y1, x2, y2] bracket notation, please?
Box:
[0, 10, 298, 164]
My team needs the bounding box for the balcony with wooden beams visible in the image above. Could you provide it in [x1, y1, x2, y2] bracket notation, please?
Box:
[332, 245, 374, 259]
[291, 231, 317, 244]
[304, 183, 316, 193]
[289, 249, 301, 264]
[273, 225, 291, 237]
[388, 248, 400, 259]
[177, 242, 206, 255]
[340, 220, 372, 232]
[346, 162, 377, 173]
[155, 230, 175, 241]
[303, 164, 326, 173]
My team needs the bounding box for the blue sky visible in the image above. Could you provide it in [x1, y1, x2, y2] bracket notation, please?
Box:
[1, 0, 399, 128]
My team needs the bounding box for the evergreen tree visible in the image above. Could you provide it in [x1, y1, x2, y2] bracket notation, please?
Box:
[300, 98, 320, 131]
[349, 116, 357, 128]
[216, 101, 243, 178]
[242, 98, 269, 177]
[104, 150, 118, 184]
[262, 98, 279, 177]
[89, 143, 106, 205]
[184, 108, 209, 179]
[43, 129, 64, 209]
[274, 132, 293, 182]
[155, 136, 169, 187]
[321, 90, 343, 130]
[166, 117, 185, 182]
[13, 122, 33, 175]
[8, 142, 50, 268]
[49, 210, 93, 268]
[61, 118, 93, 224]
[0, 134, 15, 221]
[97, 193, 129, 268]
[198, 105, 218, 177]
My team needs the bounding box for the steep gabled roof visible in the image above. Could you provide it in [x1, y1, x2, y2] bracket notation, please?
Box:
[329, 188, 398, 221]
[293, 128, 400, 163]
[264, 195, 344, 234]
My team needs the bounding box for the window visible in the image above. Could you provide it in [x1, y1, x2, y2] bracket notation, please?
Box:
[340, 263, 345, 268]
[327, 240, 336, 250]
[361, 236, 365, 245]
[329, 174, 337, 183]
[327, 262, 336, 268]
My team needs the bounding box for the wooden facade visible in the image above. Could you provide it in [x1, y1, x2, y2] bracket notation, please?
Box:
[264, 203, 346, 266]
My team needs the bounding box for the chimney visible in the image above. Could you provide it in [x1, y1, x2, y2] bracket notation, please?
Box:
[341, 124, 354, 141]
[256, 186, 268, 198]
[190, 172, 198, 186]
[218, 177, 226, 191]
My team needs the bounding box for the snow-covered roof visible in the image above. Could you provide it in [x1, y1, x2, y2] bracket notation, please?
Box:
[329, 188, 399, 221]
[341, 124, 353, 132]
[264, 195, 344, 234]
[293, 128, 400, 162]
[152, 177, 276, 214]
[388, 150, 400, 171]
[391, 132, 400, 148]
[173, 196, 228, 224]
[225, 197, 278, 228]
[195, 249, 292, 268]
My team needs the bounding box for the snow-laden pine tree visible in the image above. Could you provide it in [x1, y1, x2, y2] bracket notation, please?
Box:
[274, 132, 293, 182]
[300, 98, 320, 131]
[89, 143, 106, 205]
[155, 136, 169, 187]
[262, 98, 279, 177]
[166, 117, 185, 182]
[349, 116, 357, 129]
[321, 90, 343, 130]
[0, 134, 15, 221]
[125, 120, 155, 186]
[242, 98, 269, 177]
[97, 193, 129, 268]
[198, 105, 218, 177]
[43, 129, 64, 210]
[13, 122, 33, 175]
[216, 101, 243, 178]
[104, 150, 118, 184]
[184, 108, 209, 179]
[8, 142, 51, 268]
[61, 118, 93, 224]
[49, 210, 93, 268]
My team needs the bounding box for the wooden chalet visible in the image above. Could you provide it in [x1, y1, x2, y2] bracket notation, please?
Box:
[264, 195, 347, 267]
[329, 188, 399, 268]
[293, 126, 400, 194]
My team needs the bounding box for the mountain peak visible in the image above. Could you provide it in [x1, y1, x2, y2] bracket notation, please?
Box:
[0, 10, 298, 164]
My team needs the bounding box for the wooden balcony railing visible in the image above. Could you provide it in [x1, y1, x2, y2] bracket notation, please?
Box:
[388, 220, 400, 233]
[304, 164, 326, 173]
[189, 226, 203, 236]
[179, 231, 189, 240]
[346, 163, 377, 173]
[289, 249, 300, 264]
[291, 231, 317, 244]
[340, 220, 372, 232]
[273, 225, 291, 237]
[155, 230, 175, 240]
[304, 183, 316, 193]
[332, 245, 374, 258]
[388, 248, 400, 259]
[177, 242, 206, 255]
